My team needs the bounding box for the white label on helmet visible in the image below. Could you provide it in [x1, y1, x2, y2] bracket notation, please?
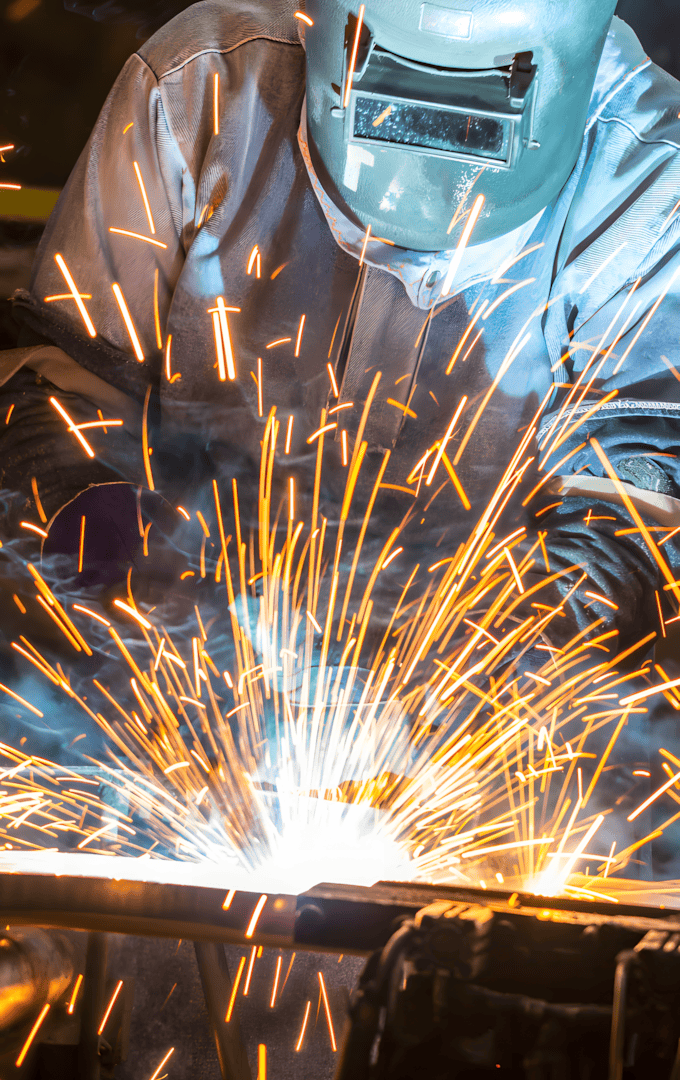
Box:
[419, 5, 472, 39]
[344, 144, 375, 191]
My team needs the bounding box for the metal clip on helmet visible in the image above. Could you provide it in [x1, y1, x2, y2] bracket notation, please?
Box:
[304, 0, 618, 250]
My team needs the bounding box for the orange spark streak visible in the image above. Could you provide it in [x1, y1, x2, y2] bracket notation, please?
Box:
[295, 314, 306, 357]
[627, 769, 680, 822]
[20, 522, 48, 538]
[245, 894, 268, 938]
[269, 956, 282, 1007]
[425, 397, 467, 485]
[15, 1003, 50, 1066]
[72, 604, 110, 627]
[326, 362, 339, 397]
[44, 293, 92, 302]
[112, 283, 145, 361]
[98, 980, 123, 1034]
[0, 183, 21, 190]
[133, 161, 156, 234]
[30, 477, 47, 523]
[504, 547, 524, 593]
[318, 972, 337, 1051]
[113, 600, 152, 630]
[295, 1000, 312, 1051]
[222, 889, 236, 910]
[620, 676, 680, 707]
[148, 1047, 175, 1080]
[67, 973, 83, 1015]
[216, 297, 237, 379]
[140, 384, 155, 491]
[307, 610, 322, 633]
[54, 254, 96, 337]
[341, 428, 349, 466]
[177, 504, 190, 521]
[294, 10, 313, 25]
[225, 957, 247, 1021]
[591, 437, 680, 605]
[153, 268, 163, 350]
[584, 591, 617, 611]
[213, 72, 220, 136]
[284, 415, 294, 454]
[343, 4, 365, 108]
[0, 681, 43, 717]
[288, 477, 296, 522]
[307, 422, 337, 443]
[257, 1044, 267, 1080]
[257, 356, 263, 416]
[359, 224, 372, 265]
[109, 228, 167, 249]
[12, 594, 26, 614]
[5, 403, 14, 423]
[386, 398, 416, 418]
[382, 547, 403, 569]
[78, 515, 86, 573]
[243, 945, 257, 995]
[442, 194, 485, 296]
[656, 590, 667, 637]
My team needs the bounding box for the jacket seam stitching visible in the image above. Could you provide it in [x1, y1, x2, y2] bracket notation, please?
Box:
[148, 34, 299, 80]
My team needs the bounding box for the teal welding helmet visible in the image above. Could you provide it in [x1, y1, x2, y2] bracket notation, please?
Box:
[303, 0, 618, 249]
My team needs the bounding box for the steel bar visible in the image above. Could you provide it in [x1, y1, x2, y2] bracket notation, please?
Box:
[194, 942, 252, 1080]
[76, 933, 108, 1080]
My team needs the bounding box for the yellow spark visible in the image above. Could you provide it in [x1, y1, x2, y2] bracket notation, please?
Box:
[67, 973, 83, 1015]
[15, 1003, 50, 1067]
[0, 183, 21, 190]
[123, 122, 133, 134]
[49, 397, 96, 456]
[113, 600, 153, 630]
[318, 972, 337, 1051]
[0, 681, 43, 717]
[133, 161, 156, 234]
[269, 955, 282, 1007]
[504, 547, 524, 594]
[285, 415, 294, 454]
[98, 980, 124, 1034]
[222, 889, 236, 910]
[294, 10, 313, 25]
[30, 476, 47, 523]
[148, 1048, 175, 1080]
[214, 297, 237, 379]
[112, 283, 145, 361]
[461, 837, 553, 858]
[295, 314, 306, 357]
[295, 1000, 312, 1052]
[54, 254, 96, 337]
[77, 515, 86, 573]
[163, 762, 190, 774]
[225, 956, 247, 1021]
[343, 4, 366, 108]
[213, 72, 220, 136]
[176, 504, 190, 521]
[5, 403, 15, 423]
[109, 228, 167, 248]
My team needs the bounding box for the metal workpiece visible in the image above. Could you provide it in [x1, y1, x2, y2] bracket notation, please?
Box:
[0, 927, 73, 1032]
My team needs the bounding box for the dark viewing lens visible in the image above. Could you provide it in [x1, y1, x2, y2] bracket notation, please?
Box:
[353, 97, 506, 160]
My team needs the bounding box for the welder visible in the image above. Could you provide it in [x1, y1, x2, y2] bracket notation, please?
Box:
[2, 1, 680, 860]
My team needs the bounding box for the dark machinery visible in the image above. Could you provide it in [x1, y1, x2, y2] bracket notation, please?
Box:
[2, 869, 680, 1078]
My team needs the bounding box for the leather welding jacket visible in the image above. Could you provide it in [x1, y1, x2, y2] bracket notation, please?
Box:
[4, 3, 680, 658]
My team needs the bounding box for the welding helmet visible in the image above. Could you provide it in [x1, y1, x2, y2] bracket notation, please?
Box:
[303, 0, 618, 250]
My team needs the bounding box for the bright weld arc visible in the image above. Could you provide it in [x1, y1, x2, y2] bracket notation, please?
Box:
[54, 254, 96, 337]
